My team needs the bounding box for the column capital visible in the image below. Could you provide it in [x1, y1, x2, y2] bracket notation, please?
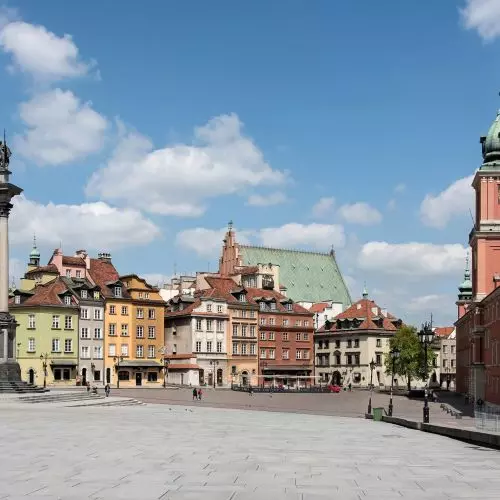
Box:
[0, 201, 12, 218]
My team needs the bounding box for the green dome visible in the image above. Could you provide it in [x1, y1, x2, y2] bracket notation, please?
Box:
[482, 111, 500, 163]
[30, 246, 40, 258]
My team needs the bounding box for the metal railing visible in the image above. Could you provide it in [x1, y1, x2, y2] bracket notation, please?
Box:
[474, 405, 500, 433]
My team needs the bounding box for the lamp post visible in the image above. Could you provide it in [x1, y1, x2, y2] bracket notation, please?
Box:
[163, 357, 170, 388]
[39, 353, 48, 388]
[418, 321, 434, 423]
[113, 355, 124, 389]
[388, 347, 400, 417]
[210, 360, 219, 388]
[367, 358, 376, 414]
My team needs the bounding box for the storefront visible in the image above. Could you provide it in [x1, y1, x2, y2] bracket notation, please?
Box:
[115, 360, 163, 387]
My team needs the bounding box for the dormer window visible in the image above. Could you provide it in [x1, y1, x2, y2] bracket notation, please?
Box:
[81, 290, 88, 299]
[270, 301, 276, 311]
[259, 302, 266, 311]
[76, 270, 81, 278]
[14, 295, 20, 304]
[286, 303, 292, 312]
[114, 286, 122, 298]
[94, 291, 100, 300]
[238, 294, 246, 303]
[64, 295, 71, 305]
[66, 270, 71, 278]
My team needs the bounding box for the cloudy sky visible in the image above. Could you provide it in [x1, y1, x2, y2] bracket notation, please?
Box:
[0, 0, 497, 327]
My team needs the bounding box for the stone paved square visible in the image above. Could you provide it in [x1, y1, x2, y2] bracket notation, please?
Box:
[1, 400, 499, 499]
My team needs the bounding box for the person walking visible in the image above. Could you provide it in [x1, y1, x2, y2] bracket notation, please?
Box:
[192, 388, 198, 401]
[105, 384, 110, 397]
[198, 388, 202, 401]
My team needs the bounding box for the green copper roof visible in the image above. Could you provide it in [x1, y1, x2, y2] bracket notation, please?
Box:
[459, 254, 472, 295]
[481, 110, 500, 166]
[239, 245, 352, 307]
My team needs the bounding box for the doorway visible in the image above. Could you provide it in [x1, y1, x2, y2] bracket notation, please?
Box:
[106, 368, 111, 384]
[28, 369, 34, 385]
[331, 371, 341, 385]
[82, 368, 87, 386]
[135, 372, 142, 386]
[208, 372, 213, 387]
[241, 371, 248, 386]
[217, 368, 223, 386]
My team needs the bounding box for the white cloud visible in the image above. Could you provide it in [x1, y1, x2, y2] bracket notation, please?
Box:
[394, 183, 406, 194]
[358, 241, 467, 278]
[258, 223, 345, 250]
[246, 191, 287, 207]
[9, 257, 24, 286]
[406, 294, 454, 313]
[10, 195, 160, 250]
[337, 202, 382, 225]
[86, 113, 287, 217]
[140, 273, 173, 288]
[387, 199, 396, 210]
[420, 175, 474, 228]
[460, 0, 500, 41]
[0, 20, 92, 80]
[312, 197, 335, 218]
[14, 89, 108, 166]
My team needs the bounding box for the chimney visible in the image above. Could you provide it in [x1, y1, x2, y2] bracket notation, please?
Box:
[75, 249, 87, 258]
[98, 252, 112, 263]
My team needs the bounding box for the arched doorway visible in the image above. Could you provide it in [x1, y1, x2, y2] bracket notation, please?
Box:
[241, 371, 248, 386]
[217, 368, 223, 386]
[28, 369, 35, 385]
[82, 368, 87, 386]
[431, 372, 437, 384]
[331, 371, 341, 385]
[208, 372, 213, 387]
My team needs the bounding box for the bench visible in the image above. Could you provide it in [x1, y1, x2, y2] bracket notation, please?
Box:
[440, 402, 463, 419]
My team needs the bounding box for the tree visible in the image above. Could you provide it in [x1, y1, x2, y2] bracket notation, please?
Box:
[384, 325, 437, 391]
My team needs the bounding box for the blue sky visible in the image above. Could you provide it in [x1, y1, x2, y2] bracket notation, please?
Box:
[1, 0, 498, 326]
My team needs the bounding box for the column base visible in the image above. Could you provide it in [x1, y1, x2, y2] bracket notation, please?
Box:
[0, 361, 21, 381]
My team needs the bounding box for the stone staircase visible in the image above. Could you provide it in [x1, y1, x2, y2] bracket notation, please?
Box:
[0, 380, 48, 394]
[17, 391, 145, 407]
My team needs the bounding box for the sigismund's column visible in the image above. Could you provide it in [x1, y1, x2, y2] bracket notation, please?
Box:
[0, 135, 22, 381]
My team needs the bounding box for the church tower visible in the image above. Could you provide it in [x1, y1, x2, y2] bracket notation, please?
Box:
[456, 255, 472, 319]
[27, 235, 40, 271]
[470, 109, 500, 301]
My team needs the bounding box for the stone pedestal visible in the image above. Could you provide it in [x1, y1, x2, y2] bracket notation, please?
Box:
[0, 311, 21, 381]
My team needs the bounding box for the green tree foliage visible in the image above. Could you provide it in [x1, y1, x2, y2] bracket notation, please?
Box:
[384, 325, 437, 391]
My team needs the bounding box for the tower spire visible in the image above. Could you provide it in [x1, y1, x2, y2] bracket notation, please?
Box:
[362, 282, 368, 299]
[228, 220, 233, 232]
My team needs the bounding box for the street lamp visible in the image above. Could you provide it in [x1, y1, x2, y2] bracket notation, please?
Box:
[210, 360, 219, 388]
[418, 321, 434, 423]
[163, 358, 170, 388]
[113, 355, 124, 389]
[388, 347, 400, 417]
[39, 353, 49, 388]
[367, 358, 376, 414]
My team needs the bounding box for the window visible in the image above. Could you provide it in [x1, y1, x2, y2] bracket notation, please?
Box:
[260, 348, 266, 359]
[443, 358, 447, 368]
[259, 302, 266, 311]
[283, 319, 289, 326]
[241, 310, 247, 318]
[335, 340, 340, 348]
[136, 326, 144, 338]
[173, 344, 177, 354]
[249, 310, 255, 318]
[260, 332, 266, 341]
[296, 332, 301, 341]
[94, 309, 102, 320]
[376, 339, 382, 347]
[28, 314, 35, 329]
[232, 325, 238, 337]
[195, 341, 202, 353]
[121, 344, 128, 356]
[148, 309, 155, 319]
[148, 345, 155, 358]
[304, 350, 310, 359]
[64, 339, 73, 353]
[206, 319, 213, 331]
[196, 319, 202, 331]
[66, 270, 71, 278]
[335, 354, 341, 365]
[14, 295, 20, 304]
[109, 305, 116, 315]
[114, 286, 122, 298]
[75, 270, 81, 278]
[269, 332, 275, 341]
[138, 292, 144, 299]
[93, 346, 102, 359]
[207, 304, 212, 312]
[81, 290, 87, 299]
[347, 354, 352, 365]
[295, 320, 301, 327]
[136, 345, 144, 358]
[238, 294, 246, 302]
[52, 315, 60, 329]
[443, 345, 447, 354]
[354, 339, 359, 348]
[94, 370, 101, 381]
[269, 349, 275, 359]
[355, 354, 360, 365]
[283, 332, 289, 341]
[242, 325, 247, 337]
[118, 371, 129, 381]
[81, 308, 89, 320]
[108, 344, 116, 356]
[250, 326, 256, 337]
[451, 359, 455, 368]
[296, 350, 302, 360]
[54, 368, 62, 381]
[217, 341, 222, 353]
[304, 321, 309, 327]
[282, 349, 289, 359]
[137, 308, 144, 319]
[216, 320, 224, 332]
[451, 345, 455, 354]
[94, 328, 102, 340]
[286, 303, 292, 312]
[232, 343, 238, 355]
[347, 340, 352, 348]
[250, 344, 256, 355]
[148, 372, 158, 382]
[93, 291, 100, 300]
[207, 341, 213, 353]
[28, 338, 35, 352]
[269, 318, 275, 326]
[260, 317, 266, 325]
[270, 302, 276, 311]
[121, 324, 128, 336]
[144, 292, 149, 299]
[303, 333, 309, 341]
[241, 343, 247, 355]
[217, 305, 223, 313]
[81, 327, 89, 339]
[376, 354, 382, 365]
[148, 326, 156, 339]
[121, 306, 128, 316]
[109, 323, 116, 336]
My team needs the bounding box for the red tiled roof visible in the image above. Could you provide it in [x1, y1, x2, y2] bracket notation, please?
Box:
[88, 258, 131, 298]
[165, 300, 201, 317]
[310, 302, 329, 313]
[10, 277, 73, 307]
[434, 327, 454, 337]
[168, 363, 200, 370]
[318, 297, 401, 333]
[24, 264, 59, 276]
[234, 266, 259, 276]
[62, 256, 86, 267]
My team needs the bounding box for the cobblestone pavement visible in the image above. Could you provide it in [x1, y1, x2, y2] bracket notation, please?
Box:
[1, 402, 499, 499]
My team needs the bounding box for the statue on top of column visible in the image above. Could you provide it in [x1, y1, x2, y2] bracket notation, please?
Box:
[0, 137, 11, 170]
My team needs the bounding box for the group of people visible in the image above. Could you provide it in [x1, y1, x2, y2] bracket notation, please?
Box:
[192, 388, 203, 400]
[86, 381, 111, 397]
